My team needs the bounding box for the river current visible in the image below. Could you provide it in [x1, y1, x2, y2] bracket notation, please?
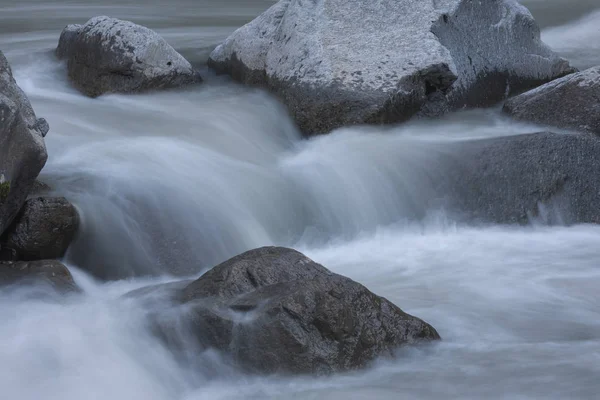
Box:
[1, 1, 599, 399]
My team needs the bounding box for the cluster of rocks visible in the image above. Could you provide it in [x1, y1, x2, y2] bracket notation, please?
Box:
[2, 0, 600, 377]
[51, 3, 599, 138]
[204, 0, 600, 225]
[2, 33, 439, 373]
[0, 50, 79, 292]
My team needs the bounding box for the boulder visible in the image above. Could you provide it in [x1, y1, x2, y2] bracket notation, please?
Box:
[503, 66, 600, 135]
[0, 259, 78, 292]
[0, 51, 48, 235]
[1, 196, 79, 260]
[437, 131, 600, 224]
[208, 0, 573, 135]
[56, 16, 202, 97]
[177, 247, 439, 375]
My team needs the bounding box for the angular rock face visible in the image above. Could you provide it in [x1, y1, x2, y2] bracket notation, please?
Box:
[0, 51, 48, 235]
[503, 66, 600, 135]
[0, 259, 78, 293]
[56, 16, 202, 97]
[1, 197, 79, 260]
[179, 247, 440, 375]
[208, 0, 573, 135]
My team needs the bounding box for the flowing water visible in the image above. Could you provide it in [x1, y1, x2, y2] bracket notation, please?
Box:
[1, 1, 600, 398]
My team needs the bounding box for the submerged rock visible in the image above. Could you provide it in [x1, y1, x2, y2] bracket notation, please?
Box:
[176, 247, 439, 375]
[1, 197, 79, 260]
[208, 0, 573, 134]
[56, 16, 202, 97]
[0, 259, 78, 292]
[503, 66, 600, 135]
[0, 51, 48, 235]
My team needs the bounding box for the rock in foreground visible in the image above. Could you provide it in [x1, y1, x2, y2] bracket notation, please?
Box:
[179, 247, 439, 375]
[208, 0, 572, 134]
[1, 197, 79, 260]
[0, 51, 48, 235]
[56, 16, 202, 97]
[503, 66, 600, 135]
[0, 260, 78, 292]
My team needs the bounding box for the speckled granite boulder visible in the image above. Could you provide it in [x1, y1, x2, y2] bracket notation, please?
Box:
[209, 0, 573, 134]
[0, 51, 48, 235]
[179, 247, 440, 375]
[56, 16, 202, 97]
[503, 66, 600, 135]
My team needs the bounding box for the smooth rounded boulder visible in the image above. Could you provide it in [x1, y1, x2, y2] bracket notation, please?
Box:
[208, 0, 573, 135]
[1, 197, 79, 260]
[177, 247, 440, 375]
[0, 51, 48, 235]
[503, 66, 600, 135]
[56, 16, 202, 97]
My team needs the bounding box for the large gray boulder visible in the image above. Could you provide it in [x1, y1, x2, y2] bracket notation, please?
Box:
[0, 259, 78, 293]
[176, 247, 439, 375]
[208, 0, 573, 134]
[436, 131, 600, 224]
[56, 16, 202, 97]
[0, 51, 48, 235]
[1, 196, 79, 260]
[503, 66, 600, 135]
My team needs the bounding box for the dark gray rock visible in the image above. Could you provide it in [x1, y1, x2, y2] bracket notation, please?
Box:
[1, 197, 79, 260]
[56, 16, 202, 97]
[437, 131, 600, 224]
[0, 259, 78, 292]
[0, 51, 48, 235]
[503, 66, 600, 135]
[178, 247, 439, 375]
[208, 0, 573, 135]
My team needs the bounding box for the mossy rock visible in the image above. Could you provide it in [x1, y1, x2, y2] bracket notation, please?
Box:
[0, 180, 10, 204]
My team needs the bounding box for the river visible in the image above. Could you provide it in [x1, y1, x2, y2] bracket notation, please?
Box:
[0, 1, 599, 399]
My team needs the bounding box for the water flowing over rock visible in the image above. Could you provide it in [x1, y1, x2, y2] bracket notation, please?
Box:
[0, 51, 48, 235]
[175, 247, 440, 375]
[503, 66, 600, 135]
[56, 16, 202, 97]
[1, 197, 79, 260]
[208, 0, 573, 135]
[0, 259, 78, 292]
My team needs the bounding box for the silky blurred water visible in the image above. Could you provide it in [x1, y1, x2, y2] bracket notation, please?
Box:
[0, 1, 599, 399]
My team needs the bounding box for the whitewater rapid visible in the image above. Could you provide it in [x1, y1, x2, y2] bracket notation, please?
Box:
[0, 0, 599, 399]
